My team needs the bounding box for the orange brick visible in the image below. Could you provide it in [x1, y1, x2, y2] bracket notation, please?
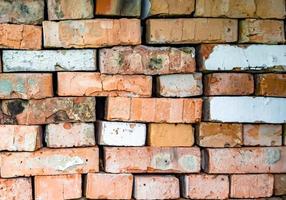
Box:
[146, 18, 237, 44]
[256, 73, 286, 97]
[85, 173, 133, 199]
[204, 73, 254, 95]
[0, 178, 32, 200]
[239, 19, 285, 44]
[57, 72, 152, 97]
[274, 174, 286, 195]
[231, 174, 274, 198]
[0, 23, 42, 49]
[35, 174, 82, 200]
[0, 147, 98, 177]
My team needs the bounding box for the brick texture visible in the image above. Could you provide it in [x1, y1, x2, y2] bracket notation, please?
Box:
[256, 73, 286, 97]
[0, 178, 32, 200]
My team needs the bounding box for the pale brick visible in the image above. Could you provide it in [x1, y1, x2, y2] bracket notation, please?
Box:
[0, 178, 32, 200]
[97, 121, 146, 146]
[274, 174, 286, 195]
[256, 73, 286, 97]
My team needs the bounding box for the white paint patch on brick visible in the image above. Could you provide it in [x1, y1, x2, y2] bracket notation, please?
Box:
[2, 50, 96, 72]
[205, 97, 286, 123]
[97, 121, 146, 146]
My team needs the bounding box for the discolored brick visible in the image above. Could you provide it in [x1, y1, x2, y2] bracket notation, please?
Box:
[256, 73, 286, 97]
[274, 174, 286, 195]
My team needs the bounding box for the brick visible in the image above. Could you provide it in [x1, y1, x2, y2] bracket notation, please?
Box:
[0, 178, 32, 200]
[0, 73, 53, 99]
[85, 173, 133, 199]
[96, 0, 141, 17]
[0, 23, 41, 49]
[243, 124, 282, 146]
[156, 74, 203, 97]
[47, 0, 93, 20]
[57, 72, 152, 97]
[97, 121, 146, 146]
[239, 19, 285, 44]
[0, 0, 44, 24]
[204, 73, 254, 95]
[182, 174, 229, 199]
[197, 122, 242, 147]
[204, 97, 286, 123]
[0, 125, 42, 151]
[146, 18, 237, 44]
[0, 147, 98, 178]
[1, 97, 96, 125]
[104, 147, 201, 173]
[45, 123, 95, 148]
[204, 147, 286, 173]
[99, 45, 196, 75]
[230, 174, 274, 198]
[274, 174, 286, 195]
[134, 175, 179, 199]
[105, 97, 202, 123]
[198, 44, 286, 71]
[256, 73, 286, 97]
[43, 19, 141, 48]
[195, 0, 286, 19]
[3, 50, 96, 72]
[147, 123, 194, 147]
[35, 174, 82, 200]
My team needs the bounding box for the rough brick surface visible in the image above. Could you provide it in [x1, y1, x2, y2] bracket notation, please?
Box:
[256, 74, 286, 97]
[274, 174, 286, 195]
[0, 178, 32, 200]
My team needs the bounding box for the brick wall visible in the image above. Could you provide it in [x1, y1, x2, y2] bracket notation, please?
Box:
[0, 0, 285, 199]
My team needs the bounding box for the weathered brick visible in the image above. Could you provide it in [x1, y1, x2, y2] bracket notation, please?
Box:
[134, 175, 180, 199]
[182, 174, 229, 199]
[204, 147, 286, 173]
[157, 74, 203, 97]
[3, 50, 96, 72]
[97, 121, 146, 146]
[35, 174, 82, 200]
[45, 123, 95, 148]
[0, 73, 53, 99]
[1, 97, 96, 125]
[85, 173, 133, 199]
[105, 97, 202, 123]
[198, 44, 286, 71]
[239, 19, 284, 44]
[146, 18, 237, 44]
[96, 0, 141, 17]
[0, 178, 32, 200]
[0, 0, 44, 24]
[256, 73, 286, 97]
[243, 124, 282, 146]
[47, 0, 94, 20]
[57, 72, 152, 97]
[197, 122, 242, 147]
[0, 147, 98, 178]
[195, 0, 286, 19]
[104, 147, 201, 173]
[147, 123, 194, 147]
[0, 125, 42, 151]
[204, 97, 286, 123]
[204, 73, 254, 95]
[231, 174, 274, 198]
[0, 23, 41, 49]
[274, 174, 286, 195]
[43, 19, 141, 48]
[99, 46, 196, 75]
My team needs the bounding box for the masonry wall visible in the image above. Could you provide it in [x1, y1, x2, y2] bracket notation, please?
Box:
[0, 0, 285, 199]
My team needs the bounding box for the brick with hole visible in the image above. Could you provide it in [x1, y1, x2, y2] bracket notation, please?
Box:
[256, 73, 286, 97]
[274, 174, 286, 195]
[0, 178, 32, 200]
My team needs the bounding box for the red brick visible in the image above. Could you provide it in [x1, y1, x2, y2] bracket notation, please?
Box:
[104, 147, 201, 173]
[0, 23, 42, 49]
[0, 147, 98, 178]
[231, 174, 274, 198]
[85, 173, 133, 199]
[204, 73, 254, 95]
[204, 147, 286, 173]
[105, 97, 202, 123]
[134, 175, 179, 199]
[256, 73, 286, 97]
[274, 174, 286, 195]
[0, 178, 32, 200]
[57, 72, 152, 97]
[182, 174, 229, 199]
[35, 174, 82, 200]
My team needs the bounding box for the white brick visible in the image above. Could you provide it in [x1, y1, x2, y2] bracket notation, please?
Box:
[157, 74, 202, 97]
[97, 121, 146, 146]
[199, 45, 286, 71]
[2, 50, 96, 72]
